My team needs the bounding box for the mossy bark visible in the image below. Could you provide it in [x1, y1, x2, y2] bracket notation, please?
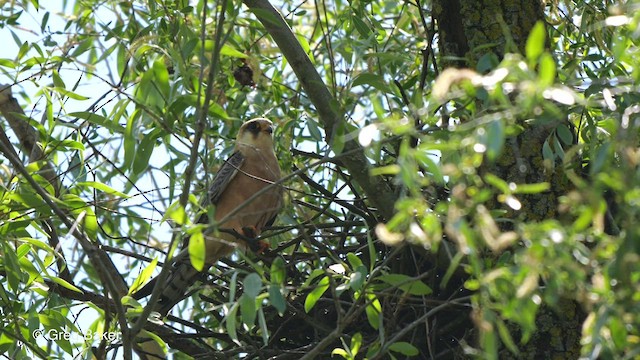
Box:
[433, 0, 545, 69]
[432, 1, 584, 358]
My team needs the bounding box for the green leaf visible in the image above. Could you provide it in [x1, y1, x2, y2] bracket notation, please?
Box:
[307, 118, 323, 142]
[248, 8, 283, 27]
[366, 232, 377, 273]
[122, 295, 142, 308]
[76, 208, 99, 239]
[415, 151, 444, 184]
[207, 102, 229, 120]
[370, 164, 400, 176]
[17, 40, 29, 60]
[352, 15, 371, 38]
[117, 43, 127, 77]
[136, 331, 167, 359]
[538, 53, 556, 86]
[331, 348, 349, 359]
[7, 193, 49, 218]
[609, 316, 628, 349]
[351, 73, 392, 93]
[556, 124, 574, 145]
[378, 274, 432, 295]
[40, 11, 49, 32]
[420, 212, 443, 248]
[364, 292, 382, 329]
[497, 319, 519, 355]
[268, 285, 286, 314]
[164, 202, 187, 225]
[349, 266, 367, 292]
[69, 111, 125, 133]
[351, 332, 362, 355]
[129, 257, 159, 295]
[270, 256, 286, 285]
[229, 271, 239, 300]
[481, 310, 498, 357]
[77, 181, 129, 198]
[484, 173, 510, 193]
[240, 293, 257, 327]
[188, 231, 205, 271]
[302, 269, 325, 288]
[526, 21, 546, 62]
[18, 237, 53, 253]
[47, 276, 83, 293]
[486, 119, 505, 161]
[38, 310, 77, 354]
[43, 98, 54, 133]
[50, 87, 89, 100]
[388, 342, 419, 356]
[590, 143, 610, 176]
[512, 182, 550, 194]
[442, 252, 465, 289]
[257, 306, 270, 345]
[152, 59, 170, 99]
[244, 273, 262, 298]
[226, 302, 240, 345]
[220, 44, 248, 58]
[542, 138, 555, 166]
[2, 242, 23, 291]
[304, 276, 330, 313]
[346, 253, 363, 269]
[70, 37, 93, 58]
[0, 58, 16, 69]
[331, 124, 346, 155]
[132, 132, 156, 176]
[52, 69, 65, 88]
[57, 139, 84, 151]
[573, 205, 593, 231]
[477, 52, 500, 72]
[296, 34, 313, 60]
[123, 110, 138, 172]
[136, 62, 167, 108]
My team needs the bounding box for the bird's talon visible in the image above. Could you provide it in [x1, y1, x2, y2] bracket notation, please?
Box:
[247, 238, 269, 253]
[240, 226, 269, 253]
[241, 226, 258, 238]
[255, 240, 269, 254]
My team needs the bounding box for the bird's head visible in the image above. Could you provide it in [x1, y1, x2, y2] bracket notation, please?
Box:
[236, 118, 275, 150]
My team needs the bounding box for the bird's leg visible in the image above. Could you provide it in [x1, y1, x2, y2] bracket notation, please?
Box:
[240, 226, 269, 254]
[221, 227, 270, 253]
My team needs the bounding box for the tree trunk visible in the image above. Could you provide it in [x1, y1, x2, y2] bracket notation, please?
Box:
[433, 1, 584, 358]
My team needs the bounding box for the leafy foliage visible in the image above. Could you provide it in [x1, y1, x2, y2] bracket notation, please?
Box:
[1, 0, 640, 359]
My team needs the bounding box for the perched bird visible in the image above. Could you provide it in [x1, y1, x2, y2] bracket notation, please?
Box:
[134, 118, 282, 315]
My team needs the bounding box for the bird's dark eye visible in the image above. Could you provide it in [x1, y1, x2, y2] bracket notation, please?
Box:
[247, 121, 260, 131]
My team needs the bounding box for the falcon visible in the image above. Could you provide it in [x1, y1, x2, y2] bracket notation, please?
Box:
[134, 118, 282, 315]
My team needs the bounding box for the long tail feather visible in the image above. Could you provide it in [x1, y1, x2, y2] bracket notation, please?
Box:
[132, 256, 211, 315]
[155, 261, 208, 315]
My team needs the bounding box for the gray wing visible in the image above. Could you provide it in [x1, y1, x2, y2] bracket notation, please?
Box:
[196, 151, 244, 224]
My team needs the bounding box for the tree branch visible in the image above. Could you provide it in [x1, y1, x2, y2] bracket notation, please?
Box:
[241, 0, 397, 220]
[0, 85, 60, 191]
